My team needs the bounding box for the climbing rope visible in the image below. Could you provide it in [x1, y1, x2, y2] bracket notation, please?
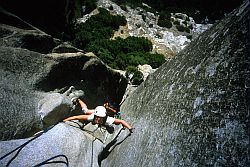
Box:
[0, 126, 69, 167]
[32, 154, 69, 167]
[65, 121, 105, 143]
[98, 127, 131, 165]
[91, 137, 97, 167]
[63, 121, 105, 167]
[0, 132, 42, 167]
[64, 121, 131, 167]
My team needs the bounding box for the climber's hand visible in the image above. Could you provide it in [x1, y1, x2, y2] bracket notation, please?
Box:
[71, 97, 79, 104]
[128, 128, 134, 134]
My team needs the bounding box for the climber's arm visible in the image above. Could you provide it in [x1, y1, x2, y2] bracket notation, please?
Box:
[113, 119, 132, 130]
[77, 99, 94, 115]
[63, 115, 89, 122]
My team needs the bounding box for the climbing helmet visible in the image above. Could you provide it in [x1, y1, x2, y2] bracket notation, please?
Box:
[94, 106, 107, 117]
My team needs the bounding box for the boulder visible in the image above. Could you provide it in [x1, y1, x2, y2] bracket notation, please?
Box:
[0, 45, 127, 140]
[0, 46, 55, 140]
[37, 52, 128, 108]
[0, 123, 104, 167]
[138, 64, 156, 81]
[38, 93, 72, 129]
[52, 42, 84, 53]
[38, 87, 86, 129]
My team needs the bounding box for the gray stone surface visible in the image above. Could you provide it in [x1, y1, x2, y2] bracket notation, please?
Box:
[1, 1, 248, 167]
[52, 42, 84, 53]
[38, 93, 72, 128]
[0, 23, 57, 54]
[0, 46, 127, 140]
[0, 47, 54, 140]
[0, 123, 104, 167]
[102, 1, 249, 167]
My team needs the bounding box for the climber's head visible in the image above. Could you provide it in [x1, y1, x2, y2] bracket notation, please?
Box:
[94, 106, 107, 117]
[92, 106, 107, 125]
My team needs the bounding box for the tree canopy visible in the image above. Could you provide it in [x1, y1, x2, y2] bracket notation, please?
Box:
[72, 8, 165, 71]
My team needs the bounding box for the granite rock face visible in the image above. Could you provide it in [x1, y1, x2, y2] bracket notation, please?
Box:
[0, 7, 128, 140]
[0, 11, 127, 140]
[0, 1, 249, 167]
[0, 46, 127, 140]
[102, 1, 249, 167]
[38, 93, 72, 129]
[0, 123, 104, 167]
[0, 47, 54, 140]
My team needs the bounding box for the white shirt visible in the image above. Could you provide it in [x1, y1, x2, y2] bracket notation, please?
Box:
[87, 113, 115, 126]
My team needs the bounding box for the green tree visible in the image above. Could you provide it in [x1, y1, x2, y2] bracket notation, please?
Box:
[98, 48, 114, 65]
[145, 53, 165, 68]
[72, 8, 126, 51]
[132, 70, 144, 85]
[72, 7, 165, 71]
[125, 66, 144, 85]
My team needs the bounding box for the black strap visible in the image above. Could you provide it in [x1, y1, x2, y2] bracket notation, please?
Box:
[0, 125, 69, 167]
[0, 132, 43, 167]
[32, 154, 69, 167]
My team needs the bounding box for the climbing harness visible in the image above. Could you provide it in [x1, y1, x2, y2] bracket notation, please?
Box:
[0, 125, 69, 167]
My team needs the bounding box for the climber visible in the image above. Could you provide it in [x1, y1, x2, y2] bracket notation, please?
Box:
[104, 102, 121, 118]
[63, 99, 134, 134]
